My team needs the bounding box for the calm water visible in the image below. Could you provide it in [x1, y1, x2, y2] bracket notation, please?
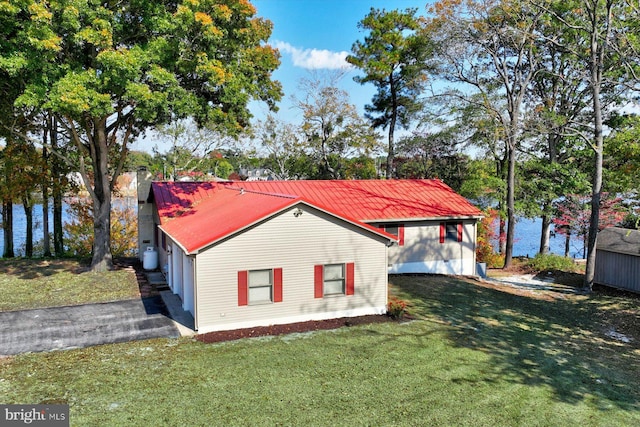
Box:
[510, 217, 584, 259]
[0, 201, 584, 258]
[0, 198, 137, 257]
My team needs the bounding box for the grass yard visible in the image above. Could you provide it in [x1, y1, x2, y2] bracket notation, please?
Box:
[0, 258, 140, 311]
[1, 274, 639, 426]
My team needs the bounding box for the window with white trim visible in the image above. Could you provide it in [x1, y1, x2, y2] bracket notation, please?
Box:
[238, 268, 283, 306]
[323, 264, 345, 295]
[446, 223, 458, 241]
[440, 222, 463, 243]
[314, 263, 355, 298]
[249, 269, 273, 303]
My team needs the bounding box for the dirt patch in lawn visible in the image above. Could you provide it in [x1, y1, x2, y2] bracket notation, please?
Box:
[196, 315, 395, 344]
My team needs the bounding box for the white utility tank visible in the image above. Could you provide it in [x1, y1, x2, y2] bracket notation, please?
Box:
[143, 246, 158, 270]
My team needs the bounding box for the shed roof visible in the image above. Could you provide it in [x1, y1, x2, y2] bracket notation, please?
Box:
[152, 183, 396, 254]
[597, 227, 640, 257]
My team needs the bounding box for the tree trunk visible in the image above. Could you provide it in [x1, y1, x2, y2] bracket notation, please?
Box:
[585, 130, 603, 288]
[539, 213, 551, 255]
[584, 9, 607, 289]
[386, 122, 395, 179]
[320, 136, 339, 179]
[564, 230, 571, 258]
[42, 186, 51, 257]
[495, 156, 507, 255]
[42, 134, 51, 258]
[539, 131, 557, 256]
[503, 141, 517, 268]
[386, 74, 397, 179]
[92, 195, 112, 271]
[50, 118, 65, 257]
[499, 217, 507, 255]
[89, 118, 114, 272]
[53, 191, 64, 256]
[22, 196, 33, 258]
[2, 201, 14, 258]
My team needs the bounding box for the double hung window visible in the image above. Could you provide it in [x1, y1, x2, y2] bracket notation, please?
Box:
[314, 263, 355, 297]
[238, 268, 283, 306]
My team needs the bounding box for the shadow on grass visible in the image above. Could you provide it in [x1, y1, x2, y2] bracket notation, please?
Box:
[0, 257, 88, 279]
[0, 256, 146, 279]
[532, 270, 585, 287]
[390, 274, 640, 411]
[0, 257, 143, 281]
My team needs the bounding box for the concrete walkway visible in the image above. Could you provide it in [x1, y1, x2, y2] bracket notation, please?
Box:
[160, 291, 196, 336]
[0, 298, 180, 356]
[485, 273, 585, 295]
[145, 270, 196, 336]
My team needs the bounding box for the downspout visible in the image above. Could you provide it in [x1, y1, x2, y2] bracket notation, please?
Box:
[472, 220, 478, 276]
[460, 223, 464, 275]
[192, 256, 198, 331]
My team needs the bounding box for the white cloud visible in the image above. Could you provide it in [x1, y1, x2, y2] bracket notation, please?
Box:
[273, 41, 353, 70]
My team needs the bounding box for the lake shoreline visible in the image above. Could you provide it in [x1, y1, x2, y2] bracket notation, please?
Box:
[1, 199, 584, 259]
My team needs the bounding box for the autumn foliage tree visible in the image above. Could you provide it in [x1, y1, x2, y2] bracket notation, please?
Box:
[426, 0, 544, 269]
[294, 73, 380, 179]
[538, 0, 638, 287]
[553, 193, 626, 258]
[476, 208, 504, 268]
[0, 0, 281, 271]
[64, 198, 138, 259]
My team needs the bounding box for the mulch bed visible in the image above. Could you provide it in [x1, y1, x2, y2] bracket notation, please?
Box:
[196, 315, 395, 344]
[118, 256, 400, 343]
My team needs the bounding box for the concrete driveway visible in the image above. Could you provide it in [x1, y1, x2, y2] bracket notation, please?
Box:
[0, 297, 180, 356]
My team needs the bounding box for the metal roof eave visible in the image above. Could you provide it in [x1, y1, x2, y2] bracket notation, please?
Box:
[179, 199, 397, 255]
[157, 226, 192, 256]
[364, 214, 484, 223]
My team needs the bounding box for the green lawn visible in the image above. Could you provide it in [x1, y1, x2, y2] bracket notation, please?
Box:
[1, 274, 638, 426]
[0, 258, 140, 311]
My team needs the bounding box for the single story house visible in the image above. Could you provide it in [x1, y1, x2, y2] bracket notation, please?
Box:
[137, 172, 483, 333]
[594, 227, 640, 293]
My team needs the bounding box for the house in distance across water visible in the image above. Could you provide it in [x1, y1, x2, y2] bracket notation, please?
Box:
[137, 171, 483, 333]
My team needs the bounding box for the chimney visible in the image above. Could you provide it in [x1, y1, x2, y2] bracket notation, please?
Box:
[137, 167, 155, 262]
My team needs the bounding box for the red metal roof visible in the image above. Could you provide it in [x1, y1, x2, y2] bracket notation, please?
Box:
[220, 179, 483, 221]
[152, 182, 399, 254]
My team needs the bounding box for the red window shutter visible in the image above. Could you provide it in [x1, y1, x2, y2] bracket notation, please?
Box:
[457, 222, 463, 242]
[238, 271, 248, 306]
[346, 262, 355, 296]
[439, 222, 445, 243]
[398, 225, 405, 246]
[314, 265, 324, 298]
[273, 268, 283, 303]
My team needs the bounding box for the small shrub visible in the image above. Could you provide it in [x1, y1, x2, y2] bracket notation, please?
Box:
[476, 208, 505, 268]
[387, 297, 407, 320]
[526, 253, 578, 273]
[64, 197, 138, 257]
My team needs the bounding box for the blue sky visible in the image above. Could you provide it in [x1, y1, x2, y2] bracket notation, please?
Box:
[134, 0, 432, 152]
[250, 0, 431, 122]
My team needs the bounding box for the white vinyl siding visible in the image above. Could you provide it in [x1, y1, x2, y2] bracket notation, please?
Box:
[386, 220, 477, 275]
[194, 206, 389, 333]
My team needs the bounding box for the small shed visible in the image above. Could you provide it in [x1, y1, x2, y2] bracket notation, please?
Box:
[594, 227, 640, 293]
